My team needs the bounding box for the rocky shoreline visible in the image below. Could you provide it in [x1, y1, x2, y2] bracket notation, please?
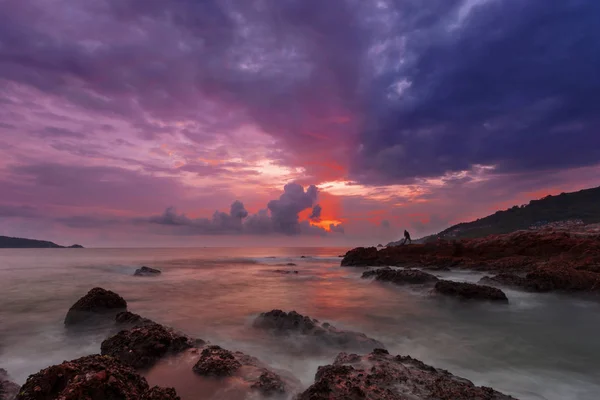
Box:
[1, 287, 520, 400]
[343, 229, 600, 295]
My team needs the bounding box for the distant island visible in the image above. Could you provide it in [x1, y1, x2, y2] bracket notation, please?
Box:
[0, 235, 84, 249]
[387, 185, 600, 245]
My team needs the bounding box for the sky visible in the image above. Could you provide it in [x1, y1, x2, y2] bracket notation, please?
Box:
[0, 0, 599, 247]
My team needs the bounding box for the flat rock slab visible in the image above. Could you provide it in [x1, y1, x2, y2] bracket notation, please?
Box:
[253, 310, 385, 352]
[298, 349, 517, 400]
[101, 323, 200, 369]
[362, 267, 439, 285]
[15, 355, 178, 400]
[434, 280, 509, 302]
[64, 287, 127, 326]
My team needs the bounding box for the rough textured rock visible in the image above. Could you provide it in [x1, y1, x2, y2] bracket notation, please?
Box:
[115, 311, 155, 326]
[342, 247, 381, 266]
[101, 323, 198, 369]
[134, 266, 162, 276]
[0, 369, 19, 400]
[362, 267, 439, 285]
[190, 346, 295, 396]
[15, 355, 179, 400]
[192, 346, 242, 377]
[273, 269, 299, 274]
[253, 310, 385, 351]
[297, 349, 517, 400]
[341, 229, 600, 294]
[64, 287, 127, 326]
[434, 280, 509, 302]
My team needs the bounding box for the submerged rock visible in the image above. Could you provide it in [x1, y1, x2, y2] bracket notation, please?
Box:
[191, 346, 295, 396]
[64, 287, 127, 326]
[362, 267, 439, 285]
[0, 368, 19, 400]
[298, 349, 517, 400]
[253, 310, 385, 351]
[434, 280, 509, 302]
[479, 273, 528, 288]
[101, 323, 199, 369]
[273, 269, 299, 274]
[15, 355, 179, 400]
[134, 266, 162, 276]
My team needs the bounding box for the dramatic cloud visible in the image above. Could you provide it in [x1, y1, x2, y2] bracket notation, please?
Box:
[148, 183, 327, 236]
[0, 0, 598, 246]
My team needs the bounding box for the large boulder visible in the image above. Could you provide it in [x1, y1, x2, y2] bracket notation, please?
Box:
[434, 280, 509, 302]
[362, 267, 439, 285]
[191, 346, 295, 396]
[134, 266, 162, 277]
[64, 287, 127, 326]
[101, 323, 199, 369]
[341, 247, 381, 266]
[297, 349, 517, 400]
[0, 369, 19, 400]
[253, 310, 385, 351]
[15, 355, 179, 400]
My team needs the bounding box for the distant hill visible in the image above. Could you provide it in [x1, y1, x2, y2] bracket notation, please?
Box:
[387, 186, 600, 245]
[0, 236, 84, 248]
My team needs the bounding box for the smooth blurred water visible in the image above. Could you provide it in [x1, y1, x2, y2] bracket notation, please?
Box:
[1, 248, 599, 399]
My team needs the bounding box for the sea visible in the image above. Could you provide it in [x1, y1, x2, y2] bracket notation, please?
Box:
[1, 247, 599, 399]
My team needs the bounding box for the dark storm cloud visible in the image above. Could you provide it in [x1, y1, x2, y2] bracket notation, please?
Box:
[0, 0, 598, 184]
[309, 204, 322, 221]
[148, 183, 326, 235]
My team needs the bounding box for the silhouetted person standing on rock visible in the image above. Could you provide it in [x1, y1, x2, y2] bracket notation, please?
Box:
[403, 230, 412, 245]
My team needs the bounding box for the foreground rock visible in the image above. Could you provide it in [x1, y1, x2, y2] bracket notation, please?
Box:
[15, 355, 179, 400]
[298, 349, 517, 400]
[191, 345, 296, 396]
[253, 310, 384, 351]
[101, 323, 200, 369]
[134, 266, 162, 276]
[64, 287, 127, 326]
[434, 280, 509, 302]
[362, 267, 439, 285]
[0, 369, 19, 400]
[342, 229, 600, 295]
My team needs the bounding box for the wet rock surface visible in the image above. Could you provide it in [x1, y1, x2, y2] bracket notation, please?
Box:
[64, 287, 127, 326]
[15, 355, 179, 400]
[362, 267, 439, 285]
[434, 280, 509, 302]
[297, 349, 517, 400]
[0, 369, 19, 400]
[479, 273, 528, 288]
[115, 311, 155, 326]
[134, 266, 162, 276]
[253, 310, 385, 351]
[101, 323, 198, 369]
[341, 229, 600, 294]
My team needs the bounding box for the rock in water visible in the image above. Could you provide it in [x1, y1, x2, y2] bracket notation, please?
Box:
[192, 346, 242, 377]
[362, 267, 439, 285]
[191, 346, 295, 396]
[134, 266, 162, 276]
[341, 247, 381, 266]
[15, 355, 179, 400]
[0, 368, 20, 400]
[297, 349, 517, 400]
[101, 323, 198, 369]
[115, 311, 155, 327]
[434, 280, 509, 302]
[272, 269, 299, 274]
[479, 273, 528, 288]
[64, 287, 127, 326]
[253, 310, 385, 351]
